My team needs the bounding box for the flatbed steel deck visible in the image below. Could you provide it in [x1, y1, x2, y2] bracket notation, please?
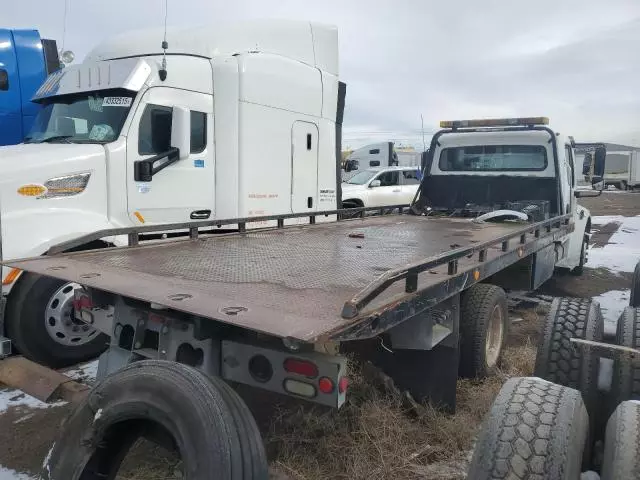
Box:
[7, 211, 572, 343]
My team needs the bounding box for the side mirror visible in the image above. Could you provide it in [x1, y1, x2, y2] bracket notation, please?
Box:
[582, 153, 592, 176]
[369, 179, 381, 188]
[171, 106, 190, 160]
[344, 159, 357, 172]
[593, 146, 606, 178]
[0, 69, 8, 91]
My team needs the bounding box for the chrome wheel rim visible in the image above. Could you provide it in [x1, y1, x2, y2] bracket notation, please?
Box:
[44, 282, 98, 346]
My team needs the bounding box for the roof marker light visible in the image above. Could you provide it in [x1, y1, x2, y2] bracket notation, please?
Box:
[440, 117, 549, 129]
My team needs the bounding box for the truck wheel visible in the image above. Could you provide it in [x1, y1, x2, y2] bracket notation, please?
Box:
[42, 360, 268, 480]
[534, 298, 603, 434]
[5, 273, 108, 368]
[570, 235, 589, 276]
[459, 284, 509, 378]
[468, 377, 589, 479]
[601, 400, 640, 480]
[630, 261, 640, 308]
[610, 307, 640, 408]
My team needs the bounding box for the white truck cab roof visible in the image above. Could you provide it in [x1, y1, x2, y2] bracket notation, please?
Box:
[85, 20, 338, 75]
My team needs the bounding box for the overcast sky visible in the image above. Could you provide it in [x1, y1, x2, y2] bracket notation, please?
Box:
[4, 0, 640, 148]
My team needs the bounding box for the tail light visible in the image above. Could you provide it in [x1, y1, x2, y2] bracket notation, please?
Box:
[284, 358, 319, 378]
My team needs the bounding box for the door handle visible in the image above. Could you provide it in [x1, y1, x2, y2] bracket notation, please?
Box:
[392, 189, 401, 192]
[190, 210, 211, 220]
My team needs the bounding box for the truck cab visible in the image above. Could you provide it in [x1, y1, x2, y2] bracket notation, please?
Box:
[0, 29, 59, 146]
[0, 20, 344, 367]
[417, 117, 599, 275]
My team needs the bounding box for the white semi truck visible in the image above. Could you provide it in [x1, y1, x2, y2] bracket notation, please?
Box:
[0, 20, 345, 367]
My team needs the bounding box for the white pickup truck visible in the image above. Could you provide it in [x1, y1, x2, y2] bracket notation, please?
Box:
[341, 165, 421, 209]
[0, 20, 345, 367]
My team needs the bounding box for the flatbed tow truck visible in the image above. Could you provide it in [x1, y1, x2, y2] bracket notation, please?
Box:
[0, 111, 609, 478]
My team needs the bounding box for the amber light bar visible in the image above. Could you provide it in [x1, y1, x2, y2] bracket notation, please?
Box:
[440, 117, 549, 129]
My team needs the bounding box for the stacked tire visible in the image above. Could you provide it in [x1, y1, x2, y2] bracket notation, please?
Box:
[533, 297, 604, 441]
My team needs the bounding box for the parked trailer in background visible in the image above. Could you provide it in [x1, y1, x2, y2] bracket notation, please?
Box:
[577, 142, 640, 190]
[601, 149, 640, 190]
[0, 29, 60, 146]
[3, 112, 607, 478]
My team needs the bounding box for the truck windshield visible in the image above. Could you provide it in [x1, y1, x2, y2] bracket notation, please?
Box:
[346, 170, 378, 184]
[439, 145, 547, 171]
[25, 89, 136, 144]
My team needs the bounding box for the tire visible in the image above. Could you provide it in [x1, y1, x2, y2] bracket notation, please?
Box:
[459, 284, 509, 378]
[467, 377, 589, 479]
[340, 199, 365, 219]
[610, 307, 640, 409]
[42, 360, 268, 480]
[601, 400, 640, 480]
[570, 235, 588, 276]
[5, 273, 108, 368]
[534, 298, 603, 418]
[630, 261, 640, 308]
[620, 180, 628, 191]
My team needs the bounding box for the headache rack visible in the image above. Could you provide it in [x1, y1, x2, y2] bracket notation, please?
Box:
[6, 206, 573, 343]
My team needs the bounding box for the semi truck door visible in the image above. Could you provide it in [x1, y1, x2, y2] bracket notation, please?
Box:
[126, 88, 215, 224]
[291, 121, 319, 212]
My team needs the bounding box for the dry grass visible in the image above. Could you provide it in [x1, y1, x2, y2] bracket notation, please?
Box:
[117, 439, 181, 480]
[268, 312, 539, 480]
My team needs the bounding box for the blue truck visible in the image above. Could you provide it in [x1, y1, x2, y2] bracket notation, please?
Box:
[0, 29, 60, 146]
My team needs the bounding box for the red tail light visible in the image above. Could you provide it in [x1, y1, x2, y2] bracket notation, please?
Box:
[338, 377, 349, 394]
[318, 377, 334, 394]
[283, 358, 319, 378]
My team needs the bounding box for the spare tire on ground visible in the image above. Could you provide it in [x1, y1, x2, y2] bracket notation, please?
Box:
[42, 360, 268, 480]
[467, 377, 589, 479]
[601, 400, 640, 480]
[534, 297, 604, 431]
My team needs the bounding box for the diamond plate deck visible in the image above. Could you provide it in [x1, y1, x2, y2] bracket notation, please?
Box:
[8, 216, 524, 342]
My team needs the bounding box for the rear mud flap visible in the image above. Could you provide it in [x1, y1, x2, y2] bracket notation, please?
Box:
[375, 343, 459, 413]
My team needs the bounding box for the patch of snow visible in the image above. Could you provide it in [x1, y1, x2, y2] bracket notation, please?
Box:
[595, 289, 630, 333]
[0, 388, 66, 415]
[588, 215, 640, 274]
[42, 442, 55, 478]
[64, 360, 98, 384]
[12, 413, 36, 425]
[0, 467, 37, 480]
